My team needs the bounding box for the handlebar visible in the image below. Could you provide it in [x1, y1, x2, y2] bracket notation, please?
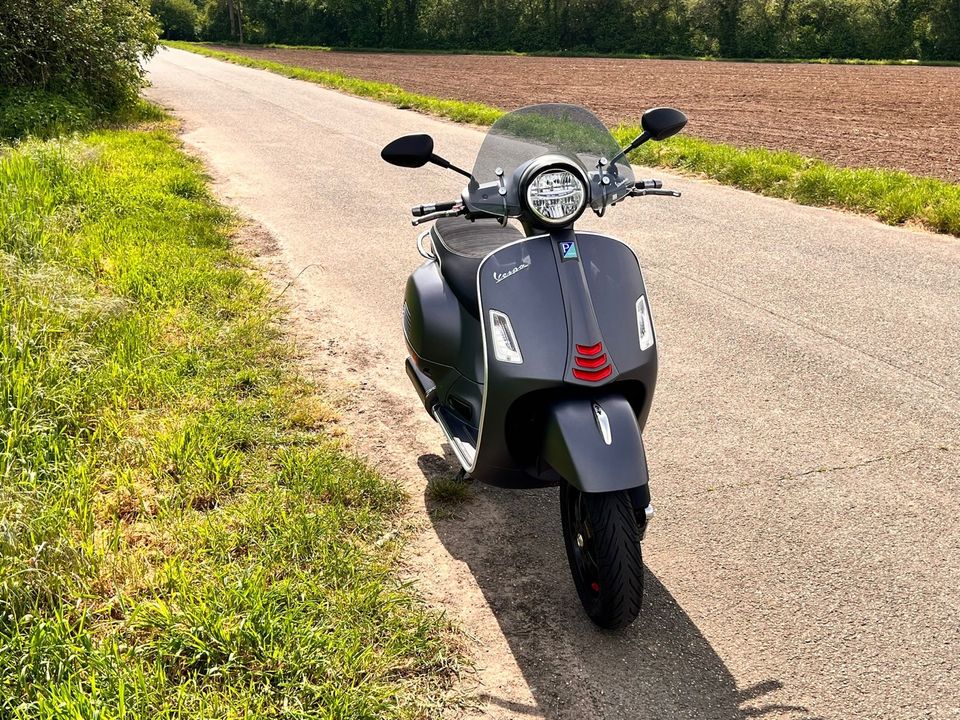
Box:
[411, 200, 459, 217]
[408, 180, 676, 229]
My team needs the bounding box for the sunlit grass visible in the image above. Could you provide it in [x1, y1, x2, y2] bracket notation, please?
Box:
[0, 120, 460, 716]
[167, 41, 960, 237]
[163, 42, 501, 125]
[619, 130, 960, 236]
[202, 41, 960, 66]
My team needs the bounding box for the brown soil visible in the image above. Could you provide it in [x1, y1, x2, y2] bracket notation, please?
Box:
[210, 46, 960, 183]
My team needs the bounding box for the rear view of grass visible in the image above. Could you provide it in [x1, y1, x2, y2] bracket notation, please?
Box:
[166, 42, 960, 238]
[0, 122, 458, 716]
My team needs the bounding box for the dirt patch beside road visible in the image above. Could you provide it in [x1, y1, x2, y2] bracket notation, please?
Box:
[209, 45, 960, 183]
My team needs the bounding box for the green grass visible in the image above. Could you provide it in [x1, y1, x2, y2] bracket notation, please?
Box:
[163, 42, 500, 125]
[425, 478, 474, 506]
[0, 89, 168, 140]
[164, 41, 960, 238]
[0, 118, 460, 717]
[424, 477, 474, 521]
[203, 41, 960, 67]
[617, 130, 960, 236]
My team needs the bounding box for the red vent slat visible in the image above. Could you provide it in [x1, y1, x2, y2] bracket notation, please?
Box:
[575, 342, 602, 357]
[575, 353, 608, 369]
[573, 365, 613, 382]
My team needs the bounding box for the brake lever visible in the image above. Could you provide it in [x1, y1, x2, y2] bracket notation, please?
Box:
[630, 188, 681, 198]
[411, 206, 464, 226]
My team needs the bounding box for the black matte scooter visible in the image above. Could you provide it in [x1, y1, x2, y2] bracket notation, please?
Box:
[382, 103, 687, 629]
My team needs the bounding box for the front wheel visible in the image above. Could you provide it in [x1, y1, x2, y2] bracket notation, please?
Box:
[560, 484, 643, 629]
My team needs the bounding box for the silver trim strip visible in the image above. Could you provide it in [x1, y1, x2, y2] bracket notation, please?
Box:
[593, 402, 613, 445]
[432, 406, 476, 470]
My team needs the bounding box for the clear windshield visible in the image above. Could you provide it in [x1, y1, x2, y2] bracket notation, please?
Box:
[472, 103, 634, 194]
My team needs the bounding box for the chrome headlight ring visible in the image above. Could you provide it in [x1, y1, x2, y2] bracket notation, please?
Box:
[521, 158, 588, 227]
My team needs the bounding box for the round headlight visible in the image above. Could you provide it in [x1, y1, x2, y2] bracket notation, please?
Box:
[525, 167, 586, 225]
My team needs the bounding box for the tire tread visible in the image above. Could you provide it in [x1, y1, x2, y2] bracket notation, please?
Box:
[562, 487, 643, 629]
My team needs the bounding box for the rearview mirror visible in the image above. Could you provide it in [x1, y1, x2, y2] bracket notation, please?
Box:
[641, 107, 688, 141]
[381, 134, 435, 168]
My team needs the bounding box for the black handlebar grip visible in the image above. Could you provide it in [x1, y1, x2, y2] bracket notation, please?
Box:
[411, 200, 457, 217]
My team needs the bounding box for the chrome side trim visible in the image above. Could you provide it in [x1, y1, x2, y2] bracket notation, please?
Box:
[593, 402, 613, 445]
[432, 406, 476, 470]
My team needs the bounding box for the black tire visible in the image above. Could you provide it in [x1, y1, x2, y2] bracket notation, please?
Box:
[560, 484, 643, 629]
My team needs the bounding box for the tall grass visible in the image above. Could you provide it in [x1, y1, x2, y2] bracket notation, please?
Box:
[0, 122, 458, 716]
[166, 41, 960, 238]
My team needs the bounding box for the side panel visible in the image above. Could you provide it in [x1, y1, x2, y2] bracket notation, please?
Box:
[404, 261, 483, 430]
[474, 236, 567, 485]
[403, 261, 461, 368]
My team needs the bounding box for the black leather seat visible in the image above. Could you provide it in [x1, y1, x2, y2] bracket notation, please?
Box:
[431, 217, 524, 317]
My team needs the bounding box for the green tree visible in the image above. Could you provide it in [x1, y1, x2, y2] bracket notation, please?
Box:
[186, 0, 960, 60]
[633, 0, 695, 55]
[919, 0, 960, 58]
[152, 0, 201, 39]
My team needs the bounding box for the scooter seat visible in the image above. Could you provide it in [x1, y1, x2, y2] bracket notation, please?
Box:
[432, 216, 524, 318]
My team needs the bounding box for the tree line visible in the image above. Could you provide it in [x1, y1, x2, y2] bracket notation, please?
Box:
[153, 0, 960, 61]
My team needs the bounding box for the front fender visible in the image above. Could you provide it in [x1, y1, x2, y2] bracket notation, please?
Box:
[541, 393, 649, 493]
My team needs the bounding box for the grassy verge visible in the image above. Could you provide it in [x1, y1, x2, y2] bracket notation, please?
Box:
[0, 117, 459, 716]
[164, 42, 960, 237]
[0, 89, 169, 140]
[200, 41, 960, 67]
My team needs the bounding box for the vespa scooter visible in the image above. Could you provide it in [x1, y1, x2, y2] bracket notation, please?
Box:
[382, 103, 687, 628]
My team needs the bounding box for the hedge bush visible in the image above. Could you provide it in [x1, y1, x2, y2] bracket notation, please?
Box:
[0, 0, 159, 116]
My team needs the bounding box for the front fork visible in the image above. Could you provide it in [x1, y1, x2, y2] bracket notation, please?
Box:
[629, 484, 655, 540]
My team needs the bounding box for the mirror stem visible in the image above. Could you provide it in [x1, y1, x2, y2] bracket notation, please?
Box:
[430, 153, 473, 179]
[607, 131, 651, 169]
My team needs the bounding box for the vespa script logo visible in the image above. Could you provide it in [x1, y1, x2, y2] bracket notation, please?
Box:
[493, 262, 530, 284]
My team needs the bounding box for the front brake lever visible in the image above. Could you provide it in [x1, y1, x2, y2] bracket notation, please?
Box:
[630, 188, 681, 198]
[411, 206, 464, 226]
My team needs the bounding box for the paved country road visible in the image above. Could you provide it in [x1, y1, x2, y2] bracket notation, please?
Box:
[146, 48, 960, 720]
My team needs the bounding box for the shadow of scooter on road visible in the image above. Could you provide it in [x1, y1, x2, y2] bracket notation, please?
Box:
[419, 450, 820, 720]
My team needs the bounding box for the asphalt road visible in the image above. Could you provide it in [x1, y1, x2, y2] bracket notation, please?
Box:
[146, 48, 960, 720]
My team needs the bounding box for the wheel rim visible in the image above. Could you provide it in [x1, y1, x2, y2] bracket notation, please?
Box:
[564, 485, 602, 607]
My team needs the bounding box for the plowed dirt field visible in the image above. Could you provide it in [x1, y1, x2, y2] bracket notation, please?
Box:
[208, 45, 960, 182]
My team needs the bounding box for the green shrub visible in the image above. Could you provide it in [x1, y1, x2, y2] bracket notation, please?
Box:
[0, 0, 159, 115]
[0, 89, 95, 140]
[151, 0, 200, 40]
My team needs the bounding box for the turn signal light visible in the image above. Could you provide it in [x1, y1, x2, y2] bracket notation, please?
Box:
[489, 309, 523, 364]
